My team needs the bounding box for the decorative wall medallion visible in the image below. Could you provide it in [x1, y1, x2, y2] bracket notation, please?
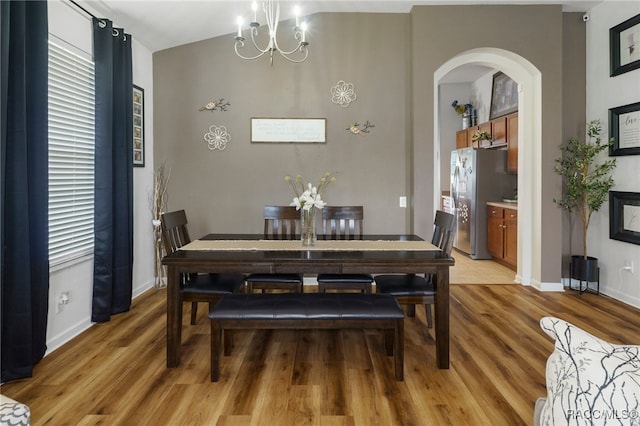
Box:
[203, 125, 230, 151]
[331, 80, 356, 107]
[347, 121, 374, 136]
[198, 98, 231, 112]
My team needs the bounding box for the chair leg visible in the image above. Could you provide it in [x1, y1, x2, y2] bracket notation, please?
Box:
[425, 304, 433, 329]
[406, 304, 416, 317]
[190, 302, 198, 325]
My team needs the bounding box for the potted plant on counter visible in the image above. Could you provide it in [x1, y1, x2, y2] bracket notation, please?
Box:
[554, 120, 616, 290]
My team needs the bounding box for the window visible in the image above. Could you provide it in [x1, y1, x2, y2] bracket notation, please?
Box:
[48, 41, 95, 266]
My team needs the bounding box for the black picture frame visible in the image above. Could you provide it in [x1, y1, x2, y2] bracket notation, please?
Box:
[609, 101, 640, 156]
[610, 13, 640, 77]
[489, 71, 518, 120]
[609, 191, 640, 245]
[133, 85, 145, 167]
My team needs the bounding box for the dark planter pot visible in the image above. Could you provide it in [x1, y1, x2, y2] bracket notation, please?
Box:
[570, 255, 599, 282]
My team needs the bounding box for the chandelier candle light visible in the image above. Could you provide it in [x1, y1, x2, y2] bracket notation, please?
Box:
[286, 173, 336, 246]
[235, 0, 309, 65]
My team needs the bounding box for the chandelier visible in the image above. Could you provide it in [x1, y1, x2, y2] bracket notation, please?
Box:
[234, 1, 309, 65]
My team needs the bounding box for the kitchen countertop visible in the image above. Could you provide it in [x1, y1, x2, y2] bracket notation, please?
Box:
[487, 201, 518, 210]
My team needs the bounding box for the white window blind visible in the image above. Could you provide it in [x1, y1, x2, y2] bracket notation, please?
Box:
[48, 41, 95, 265]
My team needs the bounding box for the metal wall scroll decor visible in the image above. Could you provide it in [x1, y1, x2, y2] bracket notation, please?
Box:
[198, 98, 231, 112]
[203, 125, 231, 151]
[347, 121, 375, 136]
[331, 80, 357, 108]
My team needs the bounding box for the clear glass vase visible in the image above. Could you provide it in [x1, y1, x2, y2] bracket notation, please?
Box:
[153, 229, 167, 289]
[300, 208, 317, 246]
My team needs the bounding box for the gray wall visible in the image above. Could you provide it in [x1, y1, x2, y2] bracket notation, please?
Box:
[154, 13, 411, 239]
[561, 12, 587, 276]
[410, 5, 579, 283]
[154, 6, 584, 285]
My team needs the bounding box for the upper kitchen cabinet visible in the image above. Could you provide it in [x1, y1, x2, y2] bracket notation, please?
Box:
[456, 128, 468, 149]
[490, 116, 507, 147]
[506, 113, 518, 174]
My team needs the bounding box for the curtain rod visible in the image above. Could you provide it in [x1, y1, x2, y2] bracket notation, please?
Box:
[68, 0, 99, 21]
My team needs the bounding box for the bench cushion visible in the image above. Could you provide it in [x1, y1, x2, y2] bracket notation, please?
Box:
[209, 293, 403, 320]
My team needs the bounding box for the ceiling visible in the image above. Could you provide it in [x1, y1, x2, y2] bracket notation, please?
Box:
[80, 0, 601, 53]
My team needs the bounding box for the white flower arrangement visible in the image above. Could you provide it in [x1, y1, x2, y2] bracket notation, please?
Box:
[285, 172, 336, 211]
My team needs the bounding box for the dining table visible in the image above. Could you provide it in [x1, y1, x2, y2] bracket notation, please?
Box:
[161, 233, 455, 370]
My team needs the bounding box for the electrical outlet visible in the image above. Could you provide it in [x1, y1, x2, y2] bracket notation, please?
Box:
[56, 291, 70, 314]
[399, 196, 407, 208]
[621, 260, 634, 273]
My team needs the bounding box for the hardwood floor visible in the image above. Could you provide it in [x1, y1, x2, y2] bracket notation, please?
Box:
[2, 285, 639, 425]
[450, 249, 517, 284]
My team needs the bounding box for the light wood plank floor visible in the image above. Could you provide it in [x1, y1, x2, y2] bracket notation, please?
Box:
[450, 249, 517, 284]
[2, 285, 638, 425]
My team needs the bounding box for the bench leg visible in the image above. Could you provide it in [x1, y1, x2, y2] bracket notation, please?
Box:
[384, 329, 394, 356]
[395, 319, 404, 381]
[223, 329, 233, 356]
[211, 320, 221, 382]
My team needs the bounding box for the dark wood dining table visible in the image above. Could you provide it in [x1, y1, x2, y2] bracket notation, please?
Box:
[161, 233, 455, 369]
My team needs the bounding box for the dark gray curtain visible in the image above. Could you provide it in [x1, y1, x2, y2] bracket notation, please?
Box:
[0, 0, 50, 382]
[91, 18, 134, 322]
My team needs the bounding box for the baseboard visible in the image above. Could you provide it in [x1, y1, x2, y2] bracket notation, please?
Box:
[45, 280, 155, 357]
[45, 318, 93, 356]
[531, 279, 564, 292]
[599, 287, 640, 309]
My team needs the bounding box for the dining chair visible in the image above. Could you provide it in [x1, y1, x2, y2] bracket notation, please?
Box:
[160, 210, 246, 325]
[373, 210, 455, 329]
[244, 206, 304, 293]
[316, 206, 374, 293]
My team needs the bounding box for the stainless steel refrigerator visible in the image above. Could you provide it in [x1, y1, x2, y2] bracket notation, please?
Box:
[450, 148, 516, 259]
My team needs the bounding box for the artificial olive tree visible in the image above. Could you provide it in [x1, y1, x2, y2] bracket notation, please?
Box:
[554, 120, 616, 260]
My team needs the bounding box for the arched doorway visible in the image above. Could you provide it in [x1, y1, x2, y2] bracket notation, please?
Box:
[433, 47, 560, 291]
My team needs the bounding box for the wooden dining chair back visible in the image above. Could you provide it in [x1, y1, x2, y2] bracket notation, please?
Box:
[245, 206, 304, 293]
[263, 205, 300, 239]
[160, 210, 245, 325]
[374, 210, 455, 329]
[321, 206, 364, 239]
[160, 210, 192, 255]
[317, 206, 373, 294]
[431, 210, 455, 257]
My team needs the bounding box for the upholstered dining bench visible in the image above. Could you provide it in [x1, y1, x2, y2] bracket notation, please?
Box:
[209, 293, 405, 382]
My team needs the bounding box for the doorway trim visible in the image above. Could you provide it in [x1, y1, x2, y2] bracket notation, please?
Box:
[434, 47, 560, 291]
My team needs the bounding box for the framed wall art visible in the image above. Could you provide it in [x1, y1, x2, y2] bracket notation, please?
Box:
[610, 13, 640, 77]
[489, 71, 518, 120]
[133, 85, 145, 167]
[609, 101, 640, 156]
[250, 118, 326, 143]
[609, 191, 640, 245]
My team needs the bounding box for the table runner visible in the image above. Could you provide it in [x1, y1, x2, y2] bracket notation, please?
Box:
[180, 239, 439, 251]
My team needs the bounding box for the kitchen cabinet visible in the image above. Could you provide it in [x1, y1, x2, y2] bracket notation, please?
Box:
[471, 122, 492, 148]
[487, 204, 517, 270]
[456, 129, 468, 149]
[506, 113, 518, 173]
[454, 112, 517, 158]
[490, 116, 507, 147]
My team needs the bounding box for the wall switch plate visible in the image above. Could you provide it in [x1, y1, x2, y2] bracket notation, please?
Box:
[399, 196, 407, 208]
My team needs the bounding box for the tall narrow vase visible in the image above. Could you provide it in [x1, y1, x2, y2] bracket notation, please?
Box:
[301, 208, 317, 246]
[153, 228, 167, 288]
